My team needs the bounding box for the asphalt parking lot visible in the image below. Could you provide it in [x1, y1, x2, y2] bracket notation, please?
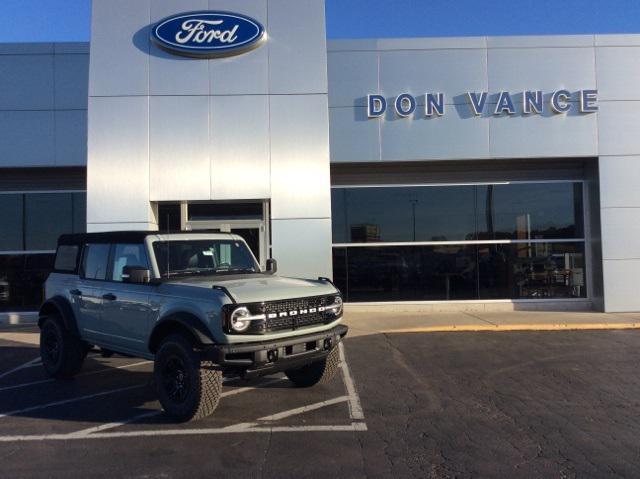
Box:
[2, 325, 640, 478]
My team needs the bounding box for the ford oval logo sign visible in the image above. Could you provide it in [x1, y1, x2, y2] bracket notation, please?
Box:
[151, 11, 266, 58]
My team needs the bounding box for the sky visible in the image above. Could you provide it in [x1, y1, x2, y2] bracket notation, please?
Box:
[0, 0, 639, 43]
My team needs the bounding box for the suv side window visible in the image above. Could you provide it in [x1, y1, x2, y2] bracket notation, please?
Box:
[81, 244, 110, 280]
[110, 243, 150, 282]
[54, 245, 80, 272]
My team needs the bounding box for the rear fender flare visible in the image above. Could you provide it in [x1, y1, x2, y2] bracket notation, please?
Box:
[38, 296, 80, 336]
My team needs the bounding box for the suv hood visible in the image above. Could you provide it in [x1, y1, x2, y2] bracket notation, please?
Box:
[165, 274, 338, 304]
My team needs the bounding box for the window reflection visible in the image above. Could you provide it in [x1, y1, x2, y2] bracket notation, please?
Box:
[0, 192, 87, 252]
[332, 182, 584, 244]
[478, 243, 586, 299]
[82, 244, 110, 280]
[111, 244, 150, 282]
[477, 183, 583, 240]
[331, 188, 414, 243]
[335, 245, 478, 302]
[414, 187, 477, 242]
[331, 186, 477, 243]
[333, 242, 586, 302]
[25, 194, 74, 250]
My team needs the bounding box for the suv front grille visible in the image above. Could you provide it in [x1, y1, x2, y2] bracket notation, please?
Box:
[263, 296, 329, 332]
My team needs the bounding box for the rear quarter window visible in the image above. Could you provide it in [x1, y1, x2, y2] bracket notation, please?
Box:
[54, 245, 80, 272]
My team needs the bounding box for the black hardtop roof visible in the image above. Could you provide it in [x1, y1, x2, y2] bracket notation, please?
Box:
[57, 230, 222, 246]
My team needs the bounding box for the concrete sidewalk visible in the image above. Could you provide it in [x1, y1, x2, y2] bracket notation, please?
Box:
[343, 309, 640, 337]
[4, 310, 640, 343]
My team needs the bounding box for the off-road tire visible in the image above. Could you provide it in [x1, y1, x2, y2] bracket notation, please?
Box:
[285, 346, 340, 388]
[39, 315, 88, 379]
[154, 334, 222, 422]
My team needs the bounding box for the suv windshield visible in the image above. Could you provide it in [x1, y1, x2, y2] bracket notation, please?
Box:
[153, 239, 260, 278]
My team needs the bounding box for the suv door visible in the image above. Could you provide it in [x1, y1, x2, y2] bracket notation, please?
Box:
[99, 243, 153, 354]
[74, 243, 110, 343]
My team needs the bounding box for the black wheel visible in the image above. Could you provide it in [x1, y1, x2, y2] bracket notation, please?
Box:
[39, 316, 88, 379]
[285, 346, 340, 388]
[154, 334, 222, 422]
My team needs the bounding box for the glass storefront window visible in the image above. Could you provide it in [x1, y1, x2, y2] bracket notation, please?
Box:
[188, 202, 263, 221]
[477, 183, 584, 240]
[332, 182, 584, 244]
[73, 192, 87, 233]
[332, 185, 477, 243]
[478, 242, 586, 299]
[0, 254, 55, 311]
[332, 181, 587, 303]
[0, 194, 24, 251]
[414, 186, 477, 242]
[25, 193, 74, 251]
[334, 245, 478, 302]
[0, 191, 86, 311]
[334, 242, 586, 303]
[0, 192, 86, 252]
[158, 203, 181, 232]
[331, 188, 414, 243]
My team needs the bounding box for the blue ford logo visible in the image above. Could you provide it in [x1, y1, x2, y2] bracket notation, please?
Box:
[151, 11, 266, 58]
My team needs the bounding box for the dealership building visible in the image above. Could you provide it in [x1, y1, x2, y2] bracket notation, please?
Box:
[1, 0, 640, 314]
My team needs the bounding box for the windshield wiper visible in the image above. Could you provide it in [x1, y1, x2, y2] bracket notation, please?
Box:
[163, 269, 216, 278]
[163, 267, 258, 278]
[214, 267, 257, 274]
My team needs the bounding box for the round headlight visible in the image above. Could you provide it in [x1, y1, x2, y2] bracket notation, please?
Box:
[230, 307, 252, 332]
[326, 296, 343, 317]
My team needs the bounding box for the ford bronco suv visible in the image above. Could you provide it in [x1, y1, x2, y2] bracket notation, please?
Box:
[38, 231, 347, 421]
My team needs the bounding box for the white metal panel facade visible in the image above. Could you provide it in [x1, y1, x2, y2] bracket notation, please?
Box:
[0, 43, 88, 168]
[2, 23, 640, 310]
[327, 34, 640, 311]
[87, 0, 332, 280]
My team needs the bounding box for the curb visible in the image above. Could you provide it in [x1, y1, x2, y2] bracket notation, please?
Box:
[0, 313, 39, 326]
[377, 323, 640, 334]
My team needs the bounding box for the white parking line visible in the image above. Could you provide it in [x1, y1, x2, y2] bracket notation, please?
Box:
[338, 342, 365, 420]
[0, 423, 368, 442]
[0, 357, 42, 381]
[249, 423, 368, 433]
[0, 361, 152, 393]
[61, 377, 289, 438]
[0, 384, 146, 419]
[0, 342, 367, 442]
[258, 396, 349, 422]
[66, 410, 163, 438]
[221, 377, 286, 398]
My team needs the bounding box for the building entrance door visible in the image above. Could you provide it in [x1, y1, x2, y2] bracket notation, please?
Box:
[182, 202, 269, 269]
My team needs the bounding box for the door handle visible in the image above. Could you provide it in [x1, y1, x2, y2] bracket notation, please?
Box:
[102, 293, 117, 301]
[70, 289, 82, 297]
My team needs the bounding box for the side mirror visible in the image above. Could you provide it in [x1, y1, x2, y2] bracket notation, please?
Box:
[122, 265, 151, 284]
[266, 258, 278, 274]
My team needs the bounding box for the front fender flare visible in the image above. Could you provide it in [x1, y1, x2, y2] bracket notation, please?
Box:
[148, 313, 216, 353]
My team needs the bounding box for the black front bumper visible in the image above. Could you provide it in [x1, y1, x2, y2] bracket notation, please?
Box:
[205, 324, 348, 379]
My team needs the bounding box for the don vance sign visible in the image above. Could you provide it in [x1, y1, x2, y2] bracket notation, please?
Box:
[367, 90, 598, 118]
